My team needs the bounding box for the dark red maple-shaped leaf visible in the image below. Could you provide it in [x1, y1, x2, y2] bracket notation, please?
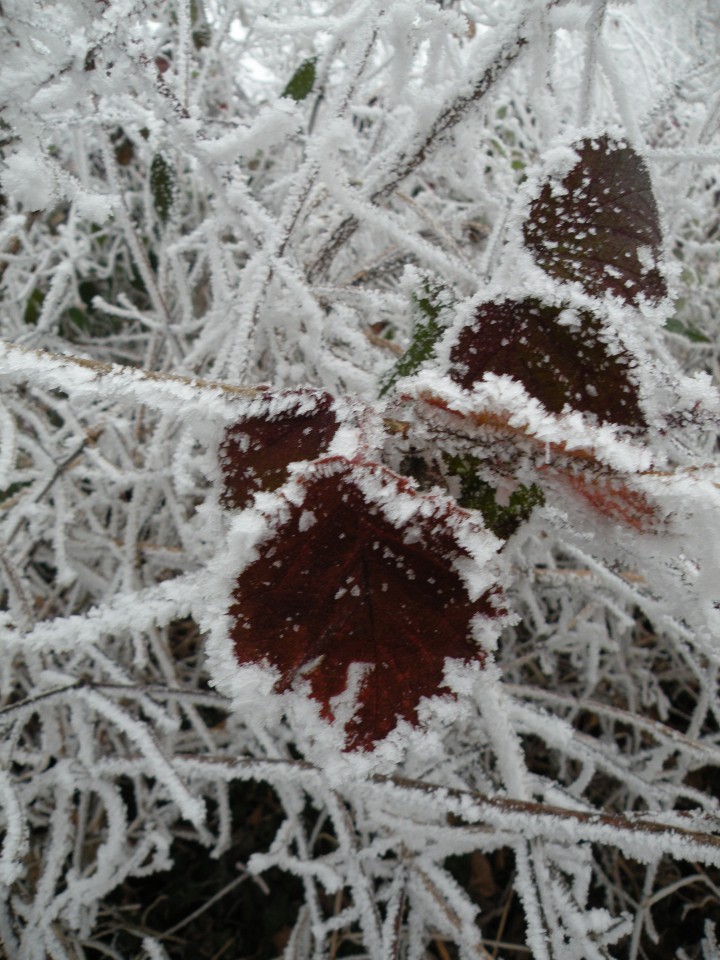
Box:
[523, 135, 667, 305]
[219, 390, 338, 509]
[228, 457, 502, 751]
[448, 298, 646, 429]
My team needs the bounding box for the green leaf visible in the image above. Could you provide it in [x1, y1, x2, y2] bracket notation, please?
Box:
[664, 317, 709, 344]
[191, 0, 211, 52]
[23, 288, 44, 326]
[282, 58, 317, 102]
[193, 27, 211, 49]
[379, 282, 451, 397]
[150, 153, 175, 224]
[442, 452, 544, 540]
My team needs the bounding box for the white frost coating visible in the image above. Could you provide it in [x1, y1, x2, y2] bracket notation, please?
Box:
[0, 573, 200, 654]
[451, 554, 498, 603]
[142, 938, 171, 960]
[328, 662, 373, 732]
[326, 424, 363, 460]
[298, 509, 316, 531]
[77, 688, 206, 829]
[475, 663, 531, 800]
[406, 368, 657, 475]
[0, 404, 16, 489]
[2, 3, 720, 956]
[535, 144, 581, 177]
[0, 213, 25, 247]
[0, 770, 27, 885]
[196, 100, 301, 162]
[1, 150, 56, 210]
[198, 498, 288, 722]
[73, 190, 117, 223]
[0, 342, 256, 424]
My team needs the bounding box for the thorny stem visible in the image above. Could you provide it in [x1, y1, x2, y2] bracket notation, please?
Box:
[413, 862, 494, 959]
[383, 773, 720, 850]
[0, 339, 264, 407]
[505, 683, 720, 767]
[172, 755, 720, 862]
[0, 541, 34, 626]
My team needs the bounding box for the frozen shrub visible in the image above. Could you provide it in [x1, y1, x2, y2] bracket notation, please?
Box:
[1, 1, 720, 957]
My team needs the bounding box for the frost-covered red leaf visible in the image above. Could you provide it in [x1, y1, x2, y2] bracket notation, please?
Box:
[540, 466, 657, 532]
[523, 136, 667, 305]
[404, 389, 657, 530]
[448, 298, 645, 428]
[219, 390, 338, 509]
[227, 457, 503, 751]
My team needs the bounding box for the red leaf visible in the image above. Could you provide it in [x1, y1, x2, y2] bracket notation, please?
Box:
[448, 298, 646, 429]
[219, 390, 338, 509]
[407, 391, 657, 531]
[227, 457, 503, 751]
[523, 135, 667, 305]
[539, 466, 656, 532]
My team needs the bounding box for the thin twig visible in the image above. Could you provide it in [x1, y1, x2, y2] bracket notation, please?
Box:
[158, 867, 254, 940]
[0, 680, 229, 725]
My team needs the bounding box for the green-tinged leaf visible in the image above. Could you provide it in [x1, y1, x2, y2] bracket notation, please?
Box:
[282, 58, 317, 102]
[193, 27, 211, 48]
[23, 288, 44, 326]
[380, 282, 451, 397]
[524, 135, 667, 305]
[664, 317, 709, 344]
[192, 0, 211, 50]
[150, 153, 175, 224]
[442, 452, 543, 540]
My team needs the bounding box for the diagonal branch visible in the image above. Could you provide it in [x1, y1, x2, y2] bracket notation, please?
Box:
[307, 15, 530, 282]
[169, 755, 720, 866]
[0, 340, 263, 421]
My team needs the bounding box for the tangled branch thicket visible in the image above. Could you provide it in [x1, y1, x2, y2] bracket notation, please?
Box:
[2, 1, 720, 958]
